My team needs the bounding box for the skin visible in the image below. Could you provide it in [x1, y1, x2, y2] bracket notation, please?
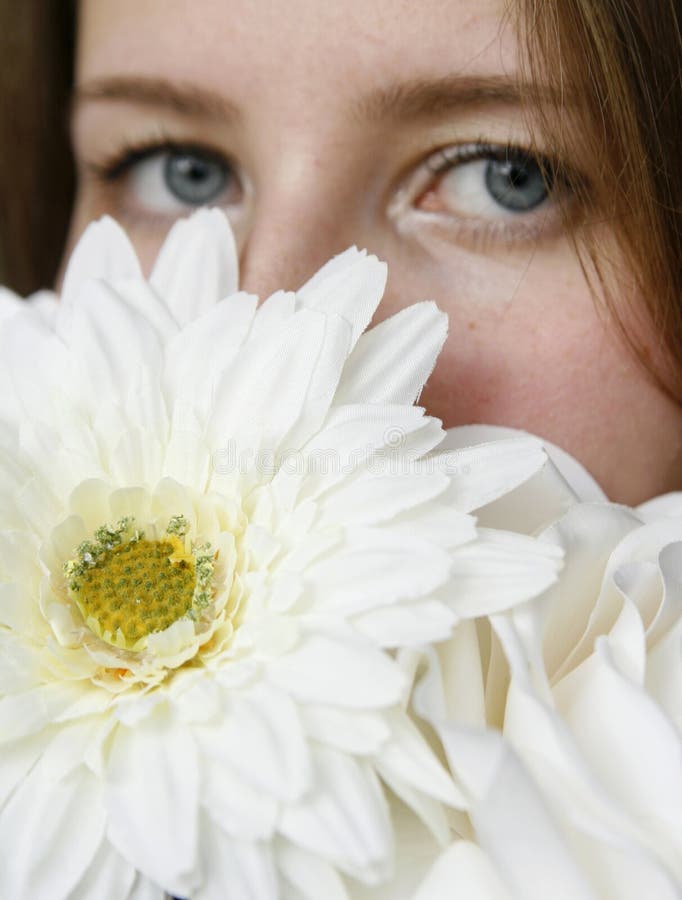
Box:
[66, 0, 682, 504]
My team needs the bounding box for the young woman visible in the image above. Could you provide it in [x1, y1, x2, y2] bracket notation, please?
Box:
[1, 0, 681, 505]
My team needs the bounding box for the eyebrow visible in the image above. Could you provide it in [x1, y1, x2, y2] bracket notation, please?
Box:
[73, 76, 242, 123]
[354, 74, 561, 123]
[73, 73, 558, 127]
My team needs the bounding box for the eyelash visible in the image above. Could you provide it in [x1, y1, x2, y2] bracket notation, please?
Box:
[425, 140, 555, 179]
[86, 137, 234, 184]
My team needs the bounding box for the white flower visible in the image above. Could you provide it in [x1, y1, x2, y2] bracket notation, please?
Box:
[0, 210, 561, 899]
[409, 451, 682, 899]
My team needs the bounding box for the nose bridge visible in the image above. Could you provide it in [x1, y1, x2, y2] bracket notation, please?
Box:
[237, 143, 363, 298]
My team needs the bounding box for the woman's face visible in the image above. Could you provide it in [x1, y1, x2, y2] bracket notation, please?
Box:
[67, 0, 682, 504]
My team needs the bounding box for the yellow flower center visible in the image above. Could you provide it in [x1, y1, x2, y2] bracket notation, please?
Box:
[72, 536, 195, 646]
[64, 515, 215, 651]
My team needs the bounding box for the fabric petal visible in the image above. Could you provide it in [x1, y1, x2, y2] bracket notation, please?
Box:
[278, 748, 393, 882]
[196, 817, 278, 900]
[0, 763, 106, 900]
[267, 636, 407, 708]
[150, 208, 239, 323]
[334, 301, 447, 406]
[105, 723, 200, 898]
[296, 248, 386, 350]
[61, 216, 142, 309]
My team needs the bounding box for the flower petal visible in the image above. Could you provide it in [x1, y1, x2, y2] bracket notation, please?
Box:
[267, 636, 407, 708]
[279, 748, 393, 882]
[61, 216, 142, 308]
[150, 208, 239, 323]
[105, 722, 200, 897]
[334, 301, 447, 406]
[296, 247, 387, 350]
[414, 841, 513, 900]
[196, 817, 278, 900]
[0, 763, 106, 900]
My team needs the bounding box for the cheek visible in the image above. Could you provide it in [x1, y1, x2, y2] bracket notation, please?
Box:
[380, 237, 607, 429]
[420, 280, 610, 434]
[379, 239, 682, 502]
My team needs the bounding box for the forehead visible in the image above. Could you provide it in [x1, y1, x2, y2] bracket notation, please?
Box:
[77, 0, 518, 99]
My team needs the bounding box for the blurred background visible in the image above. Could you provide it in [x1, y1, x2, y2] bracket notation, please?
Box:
[0, 2, 75, 294]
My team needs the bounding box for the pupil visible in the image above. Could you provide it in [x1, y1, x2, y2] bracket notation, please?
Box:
[508, 165, 528, 188]
[164, 151, 227, 205]
[484, 156, 549, 212]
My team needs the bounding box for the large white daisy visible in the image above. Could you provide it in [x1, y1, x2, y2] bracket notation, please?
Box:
[0, 210, 561, 899]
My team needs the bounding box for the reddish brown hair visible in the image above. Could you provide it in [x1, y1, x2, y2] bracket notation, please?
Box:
[513, 0, 682, 397]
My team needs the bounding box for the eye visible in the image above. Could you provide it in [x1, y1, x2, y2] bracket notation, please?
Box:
[483, 155, 549, 212]
[415, 143, 559, 222]
[88, 142, 243, 216]
[162, 151, 229, 205]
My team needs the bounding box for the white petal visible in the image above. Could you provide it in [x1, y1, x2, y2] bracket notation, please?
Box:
[377, 709, 463, 807]
[376, 502, 476, 550]
[196, 818, 278, 900]
[316, 470, 449, 529]
[0, 285, 23, 321]
[305, 528, 453, 616]
[164, 291, 258, 420]
[569, 829, 682, 900]
[638, 492, 682, 521]
[196, 683, 311, 802]
[61, 216, 142, 308]
[127, 874, 168, 899]
[430, 436, 549, 513]
[64, 280, 163, 403]
[348, 799, 446, 900]
[201, 758, 278, 840]
[441, 425, 605, 503]
[334, 301, 447, 406]
[267, 635, 406, 708]
[466, 736, 597, 900]
[110, 278, 179, 340]
[150, 208, 239, 323]
[277, 843, 350, 900]
[124, 363, 169, 443]
[163, 407, 212, 488]
[353, 600, 457, 647]
[277, 313, 353, 452]
[296, 247, 387, 350]
[0, 731, 52, 808]
[279, 748, 393, 882]
[294, 404, 443, 500]
[646, 617, 682, 724]
[210, 309, 348, 457]
[556, 641, 682, 850]
[105, 723, 200, 897]
[1, 309, 72, 426]
[412, 625, 488, 730]
[649, 538, 682, 644]
[301, 706, 391, 755]
[70, 840, 138, 900]
[0, 763, 106, 900]
[0, 682, 100, 745]
[414, 841, 513, 900]
[538, 504, 641, 681]
[445, 528, 563, 616]
[250, 289, 296, 337]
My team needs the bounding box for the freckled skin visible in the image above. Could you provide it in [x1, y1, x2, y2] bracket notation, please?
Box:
[68, 0, 682, 504]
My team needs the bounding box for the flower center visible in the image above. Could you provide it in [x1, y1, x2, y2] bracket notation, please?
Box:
[64, 515, 214, 650]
